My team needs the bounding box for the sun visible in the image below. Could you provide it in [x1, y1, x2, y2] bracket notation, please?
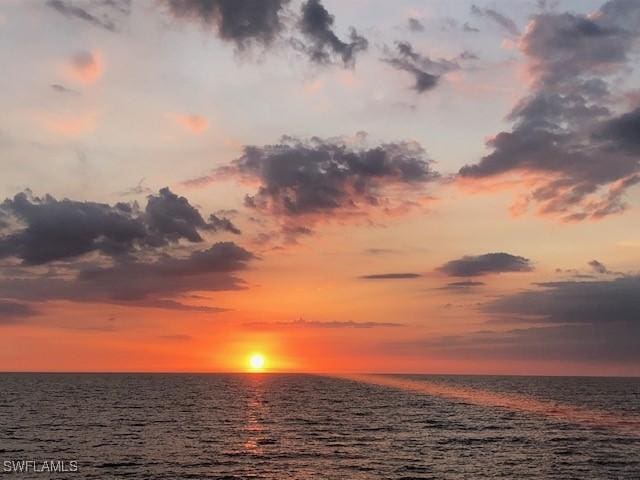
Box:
[248, 353, 266, 371]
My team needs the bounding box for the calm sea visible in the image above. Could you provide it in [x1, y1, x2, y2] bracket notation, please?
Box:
[0, 373, 639, 479]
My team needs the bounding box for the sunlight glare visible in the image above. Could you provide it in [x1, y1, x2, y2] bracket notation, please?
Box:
[248, 353, 266, 371]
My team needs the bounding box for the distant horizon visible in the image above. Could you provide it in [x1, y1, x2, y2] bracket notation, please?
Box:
[2, 370, 639, 379]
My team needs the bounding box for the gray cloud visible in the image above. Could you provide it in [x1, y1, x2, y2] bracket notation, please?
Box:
[359, 273, 421, 280]
[163, 0, 289, 49]
[386, 275, 640, 364]
[484, 276, 640, 324]
[408, 17, 425, 32]
[382, 41, 459, 93]
[0, 242, 255, 312]
[0, 188, 239, 265]
[296, 0, 368, 67]
[50, 84, 79, 95]
[209, 214, 241, 235]
[439, 280, 485, 290]
[389, 323, 640, 363]
[463, 22, 480, 33]
[459, 0, 640, 221]
[47, 0, 130, 32]
[0, 300, 39, 324]
[438, 253, 533, 277]
[470, 4, 519, 37]
[198, 135, 436, 239]
[588, 259, 611, 274]
[245, 318, 403, 329]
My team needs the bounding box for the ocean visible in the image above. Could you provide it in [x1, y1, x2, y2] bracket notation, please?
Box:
[0, 373, 639, 479]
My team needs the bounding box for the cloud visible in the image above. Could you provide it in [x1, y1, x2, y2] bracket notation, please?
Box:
[162, 0, 289, 49]
[47, 0, 130, 32]
[438, 253, 533, 277]
[209, 214, 241, 235]
[470, 4, 519, 37]
[245, 318, 403, 329]
[382, 41, 460, 93]
[359, 273, 421, 280]
[387, 275, 640, 364]
[67, 50, 103, 84]
[407, 17, 425, 33]
[0, 300, 39, 324]
[439, 280, 485, 290]
[173, 114, 208, 134]
[50, 84, 79, 95]
[484, 276, 640, 324]
[0, 187, 239, 265]
[390, 323, 640, 363]
[459, 0, 640, 221]
[296, 0, 368, 66]
[0, 242, 255, 311]
[588, 259, 611, 274]
[192, 134, 437, 240]
[463, 22, 480, 33]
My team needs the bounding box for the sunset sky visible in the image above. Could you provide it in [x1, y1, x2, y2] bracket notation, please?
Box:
[0, 0, 639, 375]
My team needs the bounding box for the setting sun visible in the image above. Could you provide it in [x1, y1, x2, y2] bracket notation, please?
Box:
[248, 353, 266, 371]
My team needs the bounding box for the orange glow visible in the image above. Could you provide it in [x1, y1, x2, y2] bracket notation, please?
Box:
[173, 114, 208, 134]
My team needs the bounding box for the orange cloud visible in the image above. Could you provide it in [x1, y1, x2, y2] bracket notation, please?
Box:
[173, 114, 209, 134]
[66, 50, 103, 85]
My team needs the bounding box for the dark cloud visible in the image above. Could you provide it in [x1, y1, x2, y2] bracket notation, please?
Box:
[459, 0, 640, 221]
[46, 0, 130, 32]
[0, 192, 147, 265]
[245, 318, 403, 329]
[484, 276, 640, 324]
[0, 300, 39, 324]
[438, 253, 533, 277]
[145, 187, 211, 243]
[470, 4, 519, 36]
[408, 17, 425, 32]
[388, 323, 640, 363]
[0, 242, 255, 312]
[359, 273, 421, 280]
[209, 214, 241, 235]
[382, 41, 460, 93]
[595, 107, 640, 154]
[588, 259, 611, 274]
[364, 248, 398, 255]
[296, 0, 368, 66]
[463, 22, 480, 33]
[163, 0, 289, 49]
[387, 275, 640, 364]
[0, 188, 238, 265]
[440, 280, 485, 290]
[202, 135, 436, 240]
[50, 84, 79, 95]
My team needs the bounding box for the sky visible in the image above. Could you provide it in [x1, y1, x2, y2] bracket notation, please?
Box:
[0, 0, 639, 375]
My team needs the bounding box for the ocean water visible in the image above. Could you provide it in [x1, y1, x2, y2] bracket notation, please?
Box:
[0, 373, 639, 479]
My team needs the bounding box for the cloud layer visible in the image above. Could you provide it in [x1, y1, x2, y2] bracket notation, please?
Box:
[438, 252, 533, 277]
[189, 135, 437, 240]
[0, 188, 240, 265]
[460, 0, 640, 221]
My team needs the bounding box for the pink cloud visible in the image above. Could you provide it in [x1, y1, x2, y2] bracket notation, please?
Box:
[173, 114, 209, 134]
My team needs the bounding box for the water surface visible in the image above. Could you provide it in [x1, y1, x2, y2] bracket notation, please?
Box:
[0, 373, 638, 479]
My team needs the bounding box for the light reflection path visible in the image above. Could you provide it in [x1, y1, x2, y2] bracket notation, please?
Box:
[332, 374, 640, 437]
